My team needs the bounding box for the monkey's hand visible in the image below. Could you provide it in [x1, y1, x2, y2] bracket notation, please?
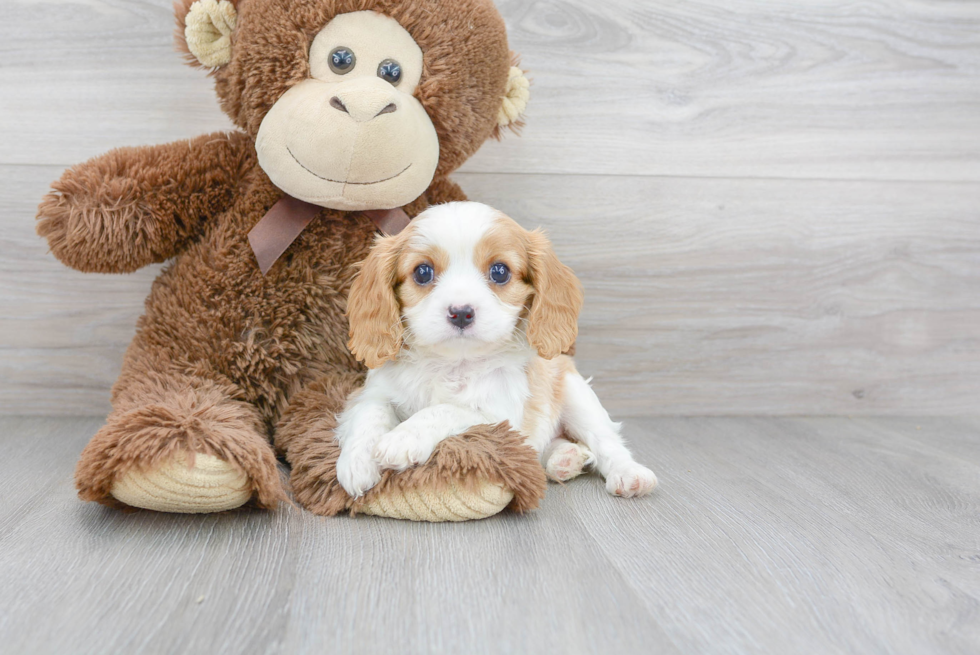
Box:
[36, 131, 250, 273]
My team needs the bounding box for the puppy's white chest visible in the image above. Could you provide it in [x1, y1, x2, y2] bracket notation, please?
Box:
[440, 366, 472, 397]
[391, 359, 529, 424]
[429, 363, 513, 407]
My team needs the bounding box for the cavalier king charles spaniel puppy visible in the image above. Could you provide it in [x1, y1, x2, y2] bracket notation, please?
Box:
[335, 201, 657, 499]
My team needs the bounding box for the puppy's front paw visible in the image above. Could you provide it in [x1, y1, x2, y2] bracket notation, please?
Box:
[605, 462, 658, 498]
[337, 449, 382, 498]
[373, 426, 433, 471]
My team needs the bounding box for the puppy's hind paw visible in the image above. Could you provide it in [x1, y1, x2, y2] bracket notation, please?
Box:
[605, 462, 658, 498]
[545, 441, 594, 482]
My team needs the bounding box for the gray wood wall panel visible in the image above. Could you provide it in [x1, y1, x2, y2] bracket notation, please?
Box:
[3, 0, 979, 181]
[1, 0, 978, 416]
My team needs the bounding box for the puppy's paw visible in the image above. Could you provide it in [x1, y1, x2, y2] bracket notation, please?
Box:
[545, 441, 594, 482]
[605, 462, 658, 498]
[336, 449, 382, 498]
[373, 426, 433, 471]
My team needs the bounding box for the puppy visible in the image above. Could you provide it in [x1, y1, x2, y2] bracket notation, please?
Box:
[335, 201, 657, 499]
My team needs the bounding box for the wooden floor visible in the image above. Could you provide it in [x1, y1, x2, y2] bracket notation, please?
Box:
[1, 416, 977, 655]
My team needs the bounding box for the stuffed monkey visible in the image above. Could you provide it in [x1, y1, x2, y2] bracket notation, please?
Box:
[37, 0, 544, 520]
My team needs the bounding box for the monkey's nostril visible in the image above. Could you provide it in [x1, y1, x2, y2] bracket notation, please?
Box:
[375, 103, 397, 117]
[329, 96, 349, 114]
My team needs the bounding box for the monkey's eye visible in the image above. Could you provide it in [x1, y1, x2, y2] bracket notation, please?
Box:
[489, 262, 511, 285]
[413, 263, 434, 285]
[377, 59, 402, 86]
[329, 47, 356, 74]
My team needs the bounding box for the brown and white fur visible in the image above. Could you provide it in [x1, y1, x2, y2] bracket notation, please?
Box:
[336, 201, 657, 499]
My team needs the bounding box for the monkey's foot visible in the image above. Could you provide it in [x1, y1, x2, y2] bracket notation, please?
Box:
[75, 380, 286, 512]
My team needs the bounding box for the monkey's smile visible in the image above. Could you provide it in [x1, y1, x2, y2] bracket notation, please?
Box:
[287, 146, 412, 185]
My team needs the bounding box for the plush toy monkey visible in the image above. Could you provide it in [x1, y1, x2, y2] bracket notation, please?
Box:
[36, 0, 545, 520]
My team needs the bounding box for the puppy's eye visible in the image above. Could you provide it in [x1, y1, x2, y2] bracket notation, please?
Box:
[413, 263, 434, 285]
[489, 262, 511, 285]
[378, 59, 402, 85]
[329, 47, 356, 74]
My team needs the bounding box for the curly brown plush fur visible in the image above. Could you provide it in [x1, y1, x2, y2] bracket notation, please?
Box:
[37, 0, 539, 513]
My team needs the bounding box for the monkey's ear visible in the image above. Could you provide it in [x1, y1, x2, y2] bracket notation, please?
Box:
[494, 58, 530, 137]
[176, 0, 238, 69]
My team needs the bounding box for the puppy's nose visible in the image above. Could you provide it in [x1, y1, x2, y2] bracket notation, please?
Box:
[448, 305, 475, 329]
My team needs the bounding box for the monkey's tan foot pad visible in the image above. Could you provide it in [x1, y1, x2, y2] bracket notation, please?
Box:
[110, 452, 252, 513]
[359, 480, 513, 522]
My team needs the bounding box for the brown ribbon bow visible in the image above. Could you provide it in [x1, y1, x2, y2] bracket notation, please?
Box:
[247, 195, 411, 275]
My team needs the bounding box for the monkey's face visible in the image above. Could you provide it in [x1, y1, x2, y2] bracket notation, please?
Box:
[177, 0, 529, 211]
[254, 11, 439, 210]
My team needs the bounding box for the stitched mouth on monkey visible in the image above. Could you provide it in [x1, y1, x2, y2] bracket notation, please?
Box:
[286, 145, 412, 186]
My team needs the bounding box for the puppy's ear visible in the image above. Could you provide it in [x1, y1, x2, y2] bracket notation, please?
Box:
[525, 229, 583, 359]
[347, 236, 404, 368]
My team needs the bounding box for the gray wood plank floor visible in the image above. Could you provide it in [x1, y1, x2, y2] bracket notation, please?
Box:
[2, 416, 977, 655]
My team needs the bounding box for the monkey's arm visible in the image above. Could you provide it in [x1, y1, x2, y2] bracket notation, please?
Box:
[36, 131, 251, 273]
